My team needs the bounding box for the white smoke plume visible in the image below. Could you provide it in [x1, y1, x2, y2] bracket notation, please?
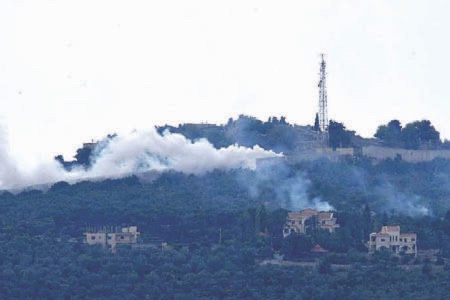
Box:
[0, 126, 281, 191]
[0, 124, 24, 187]
[246, 160, 334, 211]
[86, 129, 281, 178]
[374, 183, 430, 216]
[0, 124, 69, 190]
[274, 175, 334, 211]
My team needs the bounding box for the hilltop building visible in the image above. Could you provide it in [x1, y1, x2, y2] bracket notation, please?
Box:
[82, 140, 98, 150]
[283, 208, 339, 238]
[368, 226, 417, 256]
[84, 226, 140, 252]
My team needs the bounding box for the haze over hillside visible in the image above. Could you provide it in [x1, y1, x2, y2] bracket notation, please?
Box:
[3, 3, 450, 298]
[2, 114, 449, 192]
[0, 124, 280, 191]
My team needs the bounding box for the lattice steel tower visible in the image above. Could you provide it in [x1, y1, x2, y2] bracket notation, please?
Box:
[318, 53, 328, 132]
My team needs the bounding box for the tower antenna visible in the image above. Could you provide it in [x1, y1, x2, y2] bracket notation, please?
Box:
[318, 53, 328, 133]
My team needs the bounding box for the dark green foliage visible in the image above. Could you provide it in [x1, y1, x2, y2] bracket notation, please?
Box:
[282, 234, 313, 259]
[74, 146, 93, 167]
[1, 166, 450, 298]
[1, 235, 449, 299]
[422, 262, 432, 275]
[5, 114, 450, 298]
[442, 140, 450, 149]
[403, 120, 440, 149]
[374, 119, 403, 147]
[317, 257, 332, 274]
[156, 115, 314, 153]
[328, 120, 354, 149]
[55, 135, 117, 170]
[313, 113, 320, 131]
[375, 119, 441, 149]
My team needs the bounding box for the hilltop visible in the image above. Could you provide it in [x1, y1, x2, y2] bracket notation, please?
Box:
[56, 115, 450, 170]
[2, 115, 450, 298]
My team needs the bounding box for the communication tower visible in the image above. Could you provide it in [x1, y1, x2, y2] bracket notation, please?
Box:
[318, 53, 328, 133]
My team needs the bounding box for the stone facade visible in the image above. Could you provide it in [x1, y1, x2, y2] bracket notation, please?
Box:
[283, 208, 339, 238]
[85, 226, 140, 252]
[368, 226, 417, 256]
[362, 146, 450, 163]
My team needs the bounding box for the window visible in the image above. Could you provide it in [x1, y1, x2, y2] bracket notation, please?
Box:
[381, 238, 385, 242]
[91, 236, 95, 240]
[399, 238, 402, 242]
[411, 238, 416, 242]
[404, 238, 407, 242]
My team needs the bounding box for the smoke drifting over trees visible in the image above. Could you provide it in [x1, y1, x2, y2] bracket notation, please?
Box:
[2, 116, 450, 217]
[0, 126, 280, 190]
[241, 160, 334, 211]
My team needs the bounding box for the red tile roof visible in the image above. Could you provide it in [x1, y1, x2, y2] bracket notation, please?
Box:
[310, 244, 328, 253]
[381, 226, 400, 233]
[317, 212, 333, 220]
[298, 208, 318, 218]
[287, 209, 319, 221]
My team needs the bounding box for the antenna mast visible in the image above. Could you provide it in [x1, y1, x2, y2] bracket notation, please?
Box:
[318, 53, 328, 133]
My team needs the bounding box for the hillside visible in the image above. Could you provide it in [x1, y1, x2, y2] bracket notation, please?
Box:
[56, 115, 450, 171]
[2, 116, 450, 298]
[2, 157, 450, 298]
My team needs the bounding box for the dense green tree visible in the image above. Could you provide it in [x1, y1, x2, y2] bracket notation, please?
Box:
[328, 120, 354, 149]
[5, 117, 450, 298]
[374, 119, 403, 147]
[313, 113, 320, 131]
[317, 257, 332, 274]
[281, 234, 313, 259]
[375, 119, 441, 150]
[74, 146, 93, 167]
[401, 120, 440, 149]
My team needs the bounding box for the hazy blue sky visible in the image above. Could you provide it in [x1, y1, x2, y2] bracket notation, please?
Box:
[1, 0, 449, 163]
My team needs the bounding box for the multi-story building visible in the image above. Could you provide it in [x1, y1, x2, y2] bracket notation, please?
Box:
[85, 226, 140, 252]
[283, 208, 339, 238]
[368, 226, 417, 256]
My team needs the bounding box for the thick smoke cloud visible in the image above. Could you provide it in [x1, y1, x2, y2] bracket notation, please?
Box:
[0, 124, 23, 187]
[87, 129, 281, 178]
[0, 127, 281, 191]
[0, 124, 68, 190]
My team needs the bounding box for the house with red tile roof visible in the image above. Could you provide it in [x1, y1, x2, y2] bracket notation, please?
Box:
[283, 208, 339, 238]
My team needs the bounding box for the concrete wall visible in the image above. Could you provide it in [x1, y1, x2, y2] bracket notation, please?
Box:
[362, 146, 450, 162]
[258, 146, 450, 165]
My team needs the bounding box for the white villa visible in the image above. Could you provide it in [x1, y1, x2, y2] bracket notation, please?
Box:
[368, 226, 417, 256]
[283, 208, 339, 238]
[85, 226, 140, 252]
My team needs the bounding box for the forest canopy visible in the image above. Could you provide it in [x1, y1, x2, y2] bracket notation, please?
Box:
[2, 116, 450, 299]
